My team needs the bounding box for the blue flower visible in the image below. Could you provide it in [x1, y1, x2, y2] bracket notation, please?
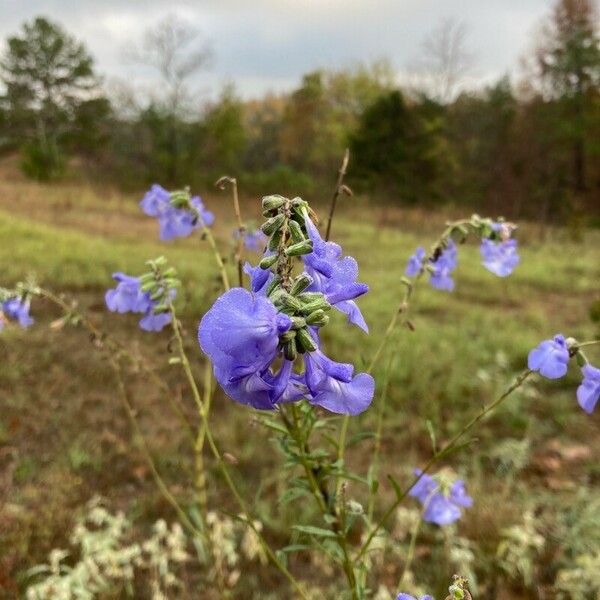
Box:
[243, 261, 272, 294]
[236, 229, 268, 252]
[1, 297, 34, 328]
[304, 349, 375, 415]
[105, 273, 151, 314]
[140, 184, 214, 241]
[198, 288, 374, 414]
[397, 594, 434, 600]
[577, 364, 600, 414]
[409, 469, 472, 526]
[480, 238, 519, 277]
[105, 272, 174, 332]
[405, 247, 426, 277]
[302, 216, 369, 332]
[199, 288, 291, 389]
[429, 241, 457, 292]
[528, 334, 570, 379]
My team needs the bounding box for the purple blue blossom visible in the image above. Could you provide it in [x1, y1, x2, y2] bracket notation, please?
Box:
[528, 334, 570, 379]
[302, 216, 369, 332]
[480, 238, 520, 277]
[198, 287, 374, 414]
[405, 247, 426, 277]
[140, 184, 214, 241]
[105, 272, 173, 332]
[409, 469, 473, 526]
[236, 229, 268, 252]
[429, 241, 458, 291]
[397, 595, 434, 600]
[577, 364, 600, 414]
[1, 297, 34, 328]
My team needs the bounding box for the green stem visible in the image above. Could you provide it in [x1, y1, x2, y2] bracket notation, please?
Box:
[192, 206, 230, 291]
[325, 148, 350, 242]
[397, 514, 422, 593]
[356, 369, 533, 563]
[169, 306, 309, 599]
[282, 405, 359, 600]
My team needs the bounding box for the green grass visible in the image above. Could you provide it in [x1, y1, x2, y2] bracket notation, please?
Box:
[1, 184, 599, 598]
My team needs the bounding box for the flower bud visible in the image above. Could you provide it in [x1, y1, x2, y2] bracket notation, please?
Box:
[290, 316, 306, 329]
[284, 240, 313, 257]
[300, 298, 332, 315]
[283, 339, 297, 361]
[305, 309, 329, 327]
[170, 190, 190, 208]
[279, 330, 296, 343]
[295, 328, 317, 353]
[268, 230, 282, 251]
[290, 273, 313, 296]
[259, 254, 278, 270]
[280, 293, 303, 312]
[261, 214, 285, 236]
[261, 195, 286, 212]
[288, 219, 305, 244]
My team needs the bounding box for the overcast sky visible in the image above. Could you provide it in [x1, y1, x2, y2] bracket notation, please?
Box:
[0, 0, 553, 100]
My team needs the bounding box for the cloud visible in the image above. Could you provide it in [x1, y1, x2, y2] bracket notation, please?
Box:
[0, 0, 551, 98]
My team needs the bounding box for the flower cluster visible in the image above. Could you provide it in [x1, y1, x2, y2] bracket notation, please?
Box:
[105, 259, 179, 332]
[405, 217, 519, 291]
[140, 184, 214, 241]
[409, 469, 473, 526]
[528, 335, 599, 414]
[199, 195, 374, 415]
[0, 295, 34, 330]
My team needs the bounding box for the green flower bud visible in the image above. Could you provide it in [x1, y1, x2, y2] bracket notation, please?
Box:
[279, 330, 296, 343]
[295, 328, 317, 353]
[261, 214, 285, 236]
[305, 309, 329, 327]
[300, 298, 332, 315]
[268, 230, 282, 251]
[259, 254, 278, 270]
[283, 339, 297, 361]
[290, 316, 306, 329]
[140, 280, 156, 292]
[262, 195, 286, 212]
[284, 240, 313, 257]
[290, 273, 313, 296]
[266, 275, 282, 297]
[170, 190, 190, 208]
[280, 293, 303, 312]
[288, 219, 305, 244]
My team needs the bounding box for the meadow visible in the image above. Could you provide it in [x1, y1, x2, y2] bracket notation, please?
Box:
[1, 173, 599, 598]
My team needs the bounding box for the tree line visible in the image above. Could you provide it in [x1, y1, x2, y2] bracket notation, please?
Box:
[0, 0, 598, 222]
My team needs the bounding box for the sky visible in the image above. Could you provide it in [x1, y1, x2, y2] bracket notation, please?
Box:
[0, 0, 553, 100]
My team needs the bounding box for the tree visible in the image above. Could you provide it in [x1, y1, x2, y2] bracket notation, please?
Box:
[0, 17, 106, 179]
[409, 18, 474, 104]
[529, 0, 600, 192]
[350, 90, 440, 203]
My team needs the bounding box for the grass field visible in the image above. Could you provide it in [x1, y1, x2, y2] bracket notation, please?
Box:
[1, 177, 599, 598]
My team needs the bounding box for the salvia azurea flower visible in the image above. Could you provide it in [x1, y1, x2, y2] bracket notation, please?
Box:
[140, 184, 214, 241]
[527, 334, 570, 379]
[397, 594, 434, 600]
[576, 364, 600, 414]
[302, 215, 369, 332]
[198, 288, 374, 414]
[480, 238, 519, 277]
[1, 297, 34, 329]
[405, 241, 458, 292]
[409, 469, 473, 526]
[105, 272, 174, 332]
[235, 228, 268, 252]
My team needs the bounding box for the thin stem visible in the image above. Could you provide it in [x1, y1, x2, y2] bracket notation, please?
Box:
[397, 515, 422, 593]
[356, 369, 533, 563]
[191, 205, 230, 291]
[38, 288, 195, 444]
[325, 148, 350, 242]
[577, 340, 600, 348]
[217, 176, 245, 288]
[169, 306, 309, 599]
[107, 353, 202, 539]
[282, 405, 359, 599]
[367, 359, 393, 522]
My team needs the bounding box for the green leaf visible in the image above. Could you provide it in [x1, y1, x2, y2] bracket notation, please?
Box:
[280, 544, 311, 554]
[348, 431, 376, 447]
[292, 525, 338, 538]
[387, 474, 404, 501]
